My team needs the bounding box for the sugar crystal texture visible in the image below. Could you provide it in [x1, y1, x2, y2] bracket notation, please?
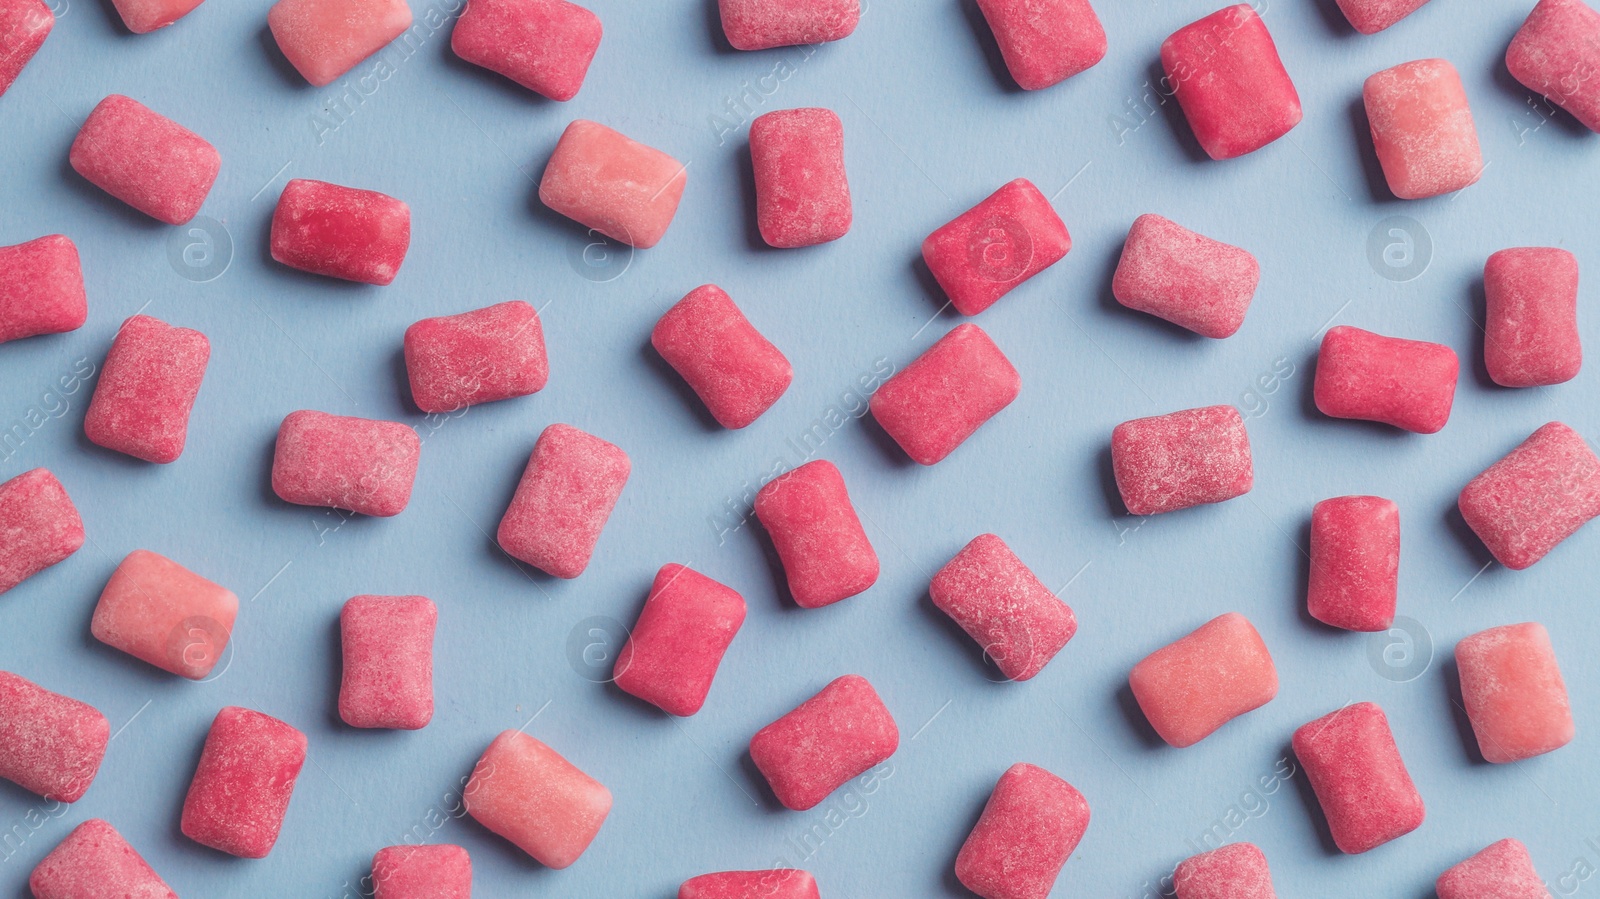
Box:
[0, 468, 84, 596]
[1161, 5, 1301, 159]
[922, 178, 1070, 316]
[679, 870, 819, 899]
[451, 0, 600, 101]
[539, 119, 686, 249]
[1334, 0, 1430, 34]
[1173, 842, 1276, 899]
[84, 315, 210, 463]
[271, 178, 411, 285]
[1112, 214, 1259, 338]
[496, 424, 630, 578]
[750, 107, 852, 248]
[1111, 405, 1253, 516]
[1307, 495, 1399, 632]
[372, 843, 471, 899]
[1313, 325, 1458, 433]
[954, 763, 1089, 899]
[1484, 247, 1581, 388]
[271, 410, 421, 517]
[753, 460, 878, 608]
[404, 300, 548, 413]
[1129, 612, 1277, 748]
[1292, 702, 1424, 854]
[1458, 422, 1600, 569]
[28, 819, 176, 899]
[1363, 59, 1483, 199]
[1456, 622, 1573, 763]
[69, 94, 219, 225]
[614, 564, 747, 717]
[464, 730, 611, 868]
[651, 284, 792, 429]
[110, 0, 204, 33]
[718, 0, 858, 50]
[1507, 0, 1600, 132]
[929, 534, 1077, 681]
[1436, 838, 1552, 899]
[0, 671, 107, 802]
[268, 0, 413, 87]
[870, 323, 1020, 465]
[340, 595, 436, 730]
[0, 0, 51, 97]
[91, 549, 238, 679]
[0, 235, 85, 344]
[180, 706, 307, 858]
[974, 0, 1106, 90]
[749, 675, 897, 811]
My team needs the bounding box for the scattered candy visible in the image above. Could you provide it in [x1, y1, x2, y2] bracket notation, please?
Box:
[271, 410, 421, 517]
[1456, 622, 1573, 763]
[921, 178, 1071, 316]
[1363, 59, 1483, 199]
[372, 843, 471, 899]
[1129, 612, 1277, 748]
[1111, 405, 1253, 516]
[1173, 842, 1276, 899]
[750, 107, 852, 248]
[954, 762, 1089, 899]
[1334, 0, 1430, 34]
[679, 870, 819, 899]
[69, 94, 220, 225]
[497, 423, 630, 578]
[1161, 5, 1301, 159]
[614, 564, 746, 717]
[1458, 421, 1600, 569]
[1484, 247, 1582, 388]
[0, 670, 107, 802]
[1436, 838, 1551, 899]
[928, 533, 1077, 681]
[0, 234, 86, 344]
[404, 300, 548, 413]
[0, 0, 51, 98]
[539, 119, 687, 249]
[871, 324, 1019, 465]
[1112, 214, 1259, 339]
[749, 674, 897, 811]
[28, 818, 176, 899]
[270, 178, 411, 285]
[267, 0, 412, 87]
[110, 0, 203, 33]
[181, 706, 307, 858]
[651, 284, 792, 429]
[753, 459, 878, 608]
[718, 0, 859, 51]
[974, 0, 1106, 90]
[340, 595, 435, 730]
[1307, 495, 1399, 632]
[1314, 325, 1458, 433]
[0, 468, 84, 596]
[83, 314, 210, 463]
[91, 549, 238, 679]
[1292, 701, 1424, 854]
[1507, 0, 1600, 133]
[451, 0, 601, 101]
[465, 730, 611, 868]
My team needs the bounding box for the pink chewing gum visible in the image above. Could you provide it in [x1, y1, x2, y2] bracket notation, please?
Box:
[651, 285, 792, 429]
[271, 178, 411, 285]
[539, 119, 687, 249]
[497, 423, 630, 578]
[753, 460, 878, 608]
[1161, 6, 1301, 160]
[1174, 842, 1276, 899]
[975, 0, 1106, 90]
[29, 819, 176, 899]
[340, 595, 435, 730]
[69, 95, 219, 225]
[614, 564, 746, 717]
[181, 706, 307, 858]
[1458, 422, 1600, 569]
[84, 315, 210, 463]
[465, 730, 611, 868]
[268, 0, 412, 87]
[110, 0, 203, 32]
[1437, 839, 1551, 899]
[372, 844, 471, 899]
[750, 675, 897, 811]
[750, 107, 851, 248]
[870, 324, 1020, 465]
[1334, 0, 1430, 34]
[1484, 247, 1582, 388]
[0, 235, 86, 344]
[0, 468, 84, 596]
[1456, 622, 1573, 763]
[91, 549, 238, 679]
[1314, 325, 1458, 433]
[1129, 612, 1277, 748]
[1508, 0, 1600, 133]
[922, 178, 1070, 316]
[405, 301, 548, 413]
[1364, 59, 1483, 199]
[0, 0, 51, 98]
[272, 410, 421, 517]
[1113, 214, 1259, 338]
[1307, 495, 1399, 632]
[451, 0, 600, 101]
[929, 534, 1077, 682]
[954, 763, 1089, 899]
[1111, 405, 1253, 516]
[1292, 702, 1424, 854]
[718, 0, 858, 50]
[680, 870, 819, 899]
[0, 671, 107, 802]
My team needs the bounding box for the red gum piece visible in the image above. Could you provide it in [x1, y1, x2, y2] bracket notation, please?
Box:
[539, 119, 687, 249]
[1292, 702, 1424, 854]
[340, 595, 436, 730]
[1333, 0, 1430, 33]
[1437, 839, 1552, 899]
[272, 410, 420, 517]
[0, 468, 84, 596]
[1307, 496, 1399, 632]
[91, 549, 238, 680]
[1113, 214, 1259, 339]
[0, 671, 107, 802]
[1484, 247, 1582, 388]
[110, 0, 204, 32]
[749, 675, 897, 811]
[496, 423, 630, 578]
[69, 95, 220, 225]
[1161, 6, 1301, 160]
[271, 178, 411, 285]
[1508, 0, 1600, 133]
[267, 0, 412, 87]
[651, 285, 792, 429]
[679, 870, 819, 899]
[1314, 325, 1458, 433]
[180, 706, 306, 858]
[1129, 612, 1277, 748]
[974, 0, 1106, 90]
[753, 460, 878, 608]
[83, 315, 210, 463]
[718, 0, 858, 51]
[750, 107, 852, 248]
[0, 235, 86, 344]
[1458, 422, 1600, 569]
[1363, 59, 1483, 200]
[0, 0, 51, 97]
[1456, 622, 1573, 764]
[451, 0, 600, 101]
[372, 844, 471, 899]
[464, 730, 611, 868]
[921, 178, 1070, 316]
[1174, 842, 1277, 899]
[929, 534, 1077, 682]
[614, 564, 746, 717]
[954, 763, 1089, 899]
[30, 819, 176, 899]
[1111, 405, 1253, 516]
[404, 300, 549, 413]
[871, 324, 1019, 465]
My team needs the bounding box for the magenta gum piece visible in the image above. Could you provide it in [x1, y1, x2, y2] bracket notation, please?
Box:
[679, 870, 819, 899]
[954, 763, 1089, 899]
[83, 315, 210, 463]
[29, 819, 176, 899]
[1113, 214, 1259, 338]
[1314, 325, 1458, 433]
[340, 595, 435, 730]
[1484, 247, 1581, 388]
[271, 410, 420, 517]
[1111, 405, 1253, 516]
[1458, 422, 1600, 569]
[1363, 59, 1483, 200]
[929, 534, 1077, 681]
[464, 730, 612, 868]
[1307, 495, 1399, 632]
[1173, 842, 1276, 899]
[496, 424, 630, 578]
[1161, 5, 1302, 160]
[750, 107, 852, 248]
[69, 95, 220, 225]
[539, 119, 687, 249]
[0, 235, 86, 344]
[451, 0, 600, 101]
[1508, 0, 1600, 133]
[181, 706, 307, 858]
[271, 178, 411, 285]
[1456, 622, 1573, 764]
[91, 549, 238, 680]
[718, 0, 858, 50]
[921, 178, 1071, 316]
[1292, 702, 1424, 854]
[753, 459, 878, 608]
[0, 468, 84, 596]
[651, 284, 792, 429]
[372, 844, 471, 898]
[871, 324, 1020, 465]
[613, 564, 746, 717]
[1437, 839, 1551, 899]
[268, 0, 412, 87]
[974, 0, 1105, 90]
[110, 0, 203, 32]
[1129, 612, 1277, 748]
[405, 300, 548, 413]
[749, 675, 897, 811]
[1334, 0, 1430, 34]
[0, 0, 51, 97]
[0, 671, 107, 802]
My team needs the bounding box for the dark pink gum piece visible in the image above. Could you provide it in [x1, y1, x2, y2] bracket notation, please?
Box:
[0, 0, 51, 98]
[91, 549, 238, 680]
[679, 869, 819, 899]
[0, 468, 84, 596]
[1173, 842, 1276, 899]
[69, 94, 219, 225]
[749, 674, 897, 811]
[1364, 59, 1483, 199]
[614, 564, 746, 717]
[753, 459, 878, 608]
[1161, 5, 1301, 160]
[954, 763, 1089, 899]
[651, 284, 792, 429]
[1110, 405, 1253, 516]
[267, 0, 412, 87]
[451, 0, 601, 101]
[0, 235, 86, 344]
[1484, 247, 1581, 388]
[496, 423, 630, 578]
[271, 178, 411, 285]
[718, 0, 858, 51]
[271, 410, 420, 517]
[870, 323, 1020, 465]
[539, 119, 687, 249]
[83, 314, 210, 463]
[1456, 622, 1573, 764]
[750, 107, 852, 248]
[1334, 0, 1430, 33]
[340, 595, 436, 730]
[1314, 325, 1458, 433]
[921, 178, 1070, 316]
[110, 0, 204, 33]
[180, 706, 307, 858]
[974, 0, 1106, 90]
[1113, 214, 1259, 338]
[1307, 495, 1399, 632]
[1129, 612, 1277, 748]
[1458, 422, 1600, 569]
[929, 533, 1077, 681]
[404, 300, 549, 413]
[371, 843, 471, 898]
[1508, 0, 1600, 133]
[1292, 701, 1424, 854]
[0, 671, 107, 802]
[1437, 838, 1551, 899]
[28, 819, 176, 899]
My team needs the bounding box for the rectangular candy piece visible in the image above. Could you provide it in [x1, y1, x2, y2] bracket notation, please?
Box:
[1111, 405, 1253, 516]
[1314, 325, 1458, 433]
[83, 314, 210, 463]
[614, 564, 746, 717]
[1508, 0, 1600, 133]
[1292, 702, 1424, 854]
[1307, 495, 1399, 632]
[268, 0, 412, 87]
[1129, 612, 1277, 748]
[929, 534, 1077, 682]
[451, 0, 600, 101]
[1363, 59, 1483, 199]
[753, 460, 878, 608]
[1484, 247, 1582, 388]
[718, 0, 858, 50]
[1161, 6, 1301, 160]
[679, 870, 818, 899]
[1334, 0, 1429, 34]
[181, 706, 307, 858]
[0, 671, 107, 802]
[871, 324, 1020, 465]
[91, 549, 238, 680]
[0, 0, 51, 98]
[404, 300, 548, 413]
[651, 285, 792, 429]
[750, 107, 852, 248]
[497, 424, 629, 578]
[372, 844, 471, 899]
[110, 0, 204, 33]
[1437, 839, 1551, 899]
[271, 178, 411, 285]
[954, 763, 1089, 899]
[271, 410, 421, 517]
[749, 675, 897, 811]
[539, 119, 687, 249]
[1456, 622, 1572, 763]
[29, 819, 176, 899]
[69, 95, 219, 225]
[340, 595, 435, 730]
[0, 468, 84, 596]
[974, 0, 1106, 90]
[921, 178, 1071, 316]
[1112, 214, 1259, 339]
[1174, 842, 1276, 899]
[1458, 422, 1600, 569]
[0, 235, 86, 344]
[464, 730, 611, 868]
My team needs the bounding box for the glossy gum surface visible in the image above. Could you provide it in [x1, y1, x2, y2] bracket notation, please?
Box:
[1129, 612, 1278, 748]
[91, 549, 238, 679]
[464, 730, 611, 868]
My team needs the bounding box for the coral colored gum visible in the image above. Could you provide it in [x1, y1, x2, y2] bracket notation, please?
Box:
[0, 0, 52, 97]
[1334, 0, 1430, 34]
[69, 94, 220, 225]
[372, 844, 471, 899]
[1456, 622, 1573, 763]
[496, 423, 630, 578]
[1113, 214, 1259, 339]
[464, 730, 611, 868]
[29, 819, 176, 899]
[679, 870, 819, 899]
[110, 0, 203, 32]
[539, 119, 686, 249]
[1174, 842, 1277, 899]
[91, 549, 238, 679]
[1436, 838, 1552, 899]
[268, 0, 412, 87]
[1507, 0, 1600, 133]
[0, 468, 84, 596]
[1129, 612, 1277, 748]
[1363, 59, 1483, 199]
[1484, 247, 1581, 388]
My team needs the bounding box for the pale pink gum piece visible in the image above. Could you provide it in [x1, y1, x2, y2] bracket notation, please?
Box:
[451, 0, 600, 100]
[538, 119, 687, 249]
[69, 94, 220, 225]
[84, 314, 210, 463]
[1507, 0, 1600, 132]
[954, 762, 1089, 899]
[267, 0, 413, 87]
[1161, 5, 1301, 160]
[372, 843, 471, 898]
[718, 0, 858, 50]
[1111, 405, 1254, 516]
[496, 423, 630, 578]
[1307, 495, 1399, 632]
[1113, 214, 1259, 338]
[651, 284, 792, 429]
[1458, 421, 1600, 569]
[753, 459, 878, 608]
[180, 706, 307, 858]
[929, 533, 1077, 681]
[91, 549, 238, 679]
[1363, 59, 1483, 199]
[614, 564, 746, 717]
[1292, 701, 1424, 854]
[271, 410, 421, 517]
[1456, 622, 1573, 763]
[110, 0, 204, 32]
[1484, 247, 1581, 388]
[29, 819, 176, 899]
[1173, 842, 1276, 899]
[871, 323, 1020, 465]
[921, 178, 1071, 316]
[679, 869, 819, 899]
[749, 674, 897, 811]
[1314, 325, 1458, 433]
[975, 0, 1105, 90]
[750, 107, 851, 248]
[0, 671, 107, 802]
[1129, 612, 1277, 748]
[1334, 0, 1430, 34]
[339, 594, 436, 730]
[271, 178, 411, 285]
[0, 0, 52, 97]
[0, 468, 84, 595]
[0, 235, 86, 344]
[405, 300, 548, 413]
[1437, 838, 1552, 899]
[464, 730, 611, 868]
